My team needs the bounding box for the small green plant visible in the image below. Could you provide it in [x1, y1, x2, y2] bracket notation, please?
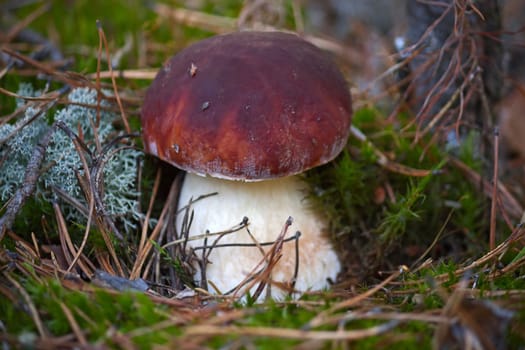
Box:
[376, 177, 428, 244]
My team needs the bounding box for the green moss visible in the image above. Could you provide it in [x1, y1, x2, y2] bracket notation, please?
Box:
[307, 105, 495, 271]
[6, 277, 177, 346]
[0, 295, 36, 334]
[376, 174, 432, 244]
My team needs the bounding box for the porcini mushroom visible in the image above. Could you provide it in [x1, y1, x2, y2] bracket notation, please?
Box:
[141, 31, 352, 299]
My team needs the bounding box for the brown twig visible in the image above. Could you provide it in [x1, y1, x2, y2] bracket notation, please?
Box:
[0, 47, 93, 88]
[489, 127, 500, 251]
[59, 302, 88, 346]
[96, 20, 131, 134]
[154, 4, 236, 34]
[184, 321, 399, 341]
[308, 267, 407, 328]
[0, 121, 58, 241]
[449, 157, 523, 220]
[350, 125, 437, 177]
[87, 69, 157, 80]
[4, 3, 50, 43]
[3, 272, 48, 338]
[130, 177, 179, 280]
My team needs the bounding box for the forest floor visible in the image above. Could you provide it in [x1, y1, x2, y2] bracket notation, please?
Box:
[1, 1, 525, 349]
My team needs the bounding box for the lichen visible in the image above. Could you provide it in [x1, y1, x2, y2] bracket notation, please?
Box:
[0, 85, 141, 232]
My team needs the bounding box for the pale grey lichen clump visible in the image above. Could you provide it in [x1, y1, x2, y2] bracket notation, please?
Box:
[0, 85, 141, 232]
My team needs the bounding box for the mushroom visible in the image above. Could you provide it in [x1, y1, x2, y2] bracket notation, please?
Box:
[141, 31, 352, 299]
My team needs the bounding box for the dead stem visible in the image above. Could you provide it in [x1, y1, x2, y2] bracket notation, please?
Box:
[393, 224, 525, 287]
[308, 267, 407, 329]
[410, 209, 455, 269]
[154, 4, 236, 34]
[1, 47, 95, 88]
[229, 217, 293, 301]
[130, 178, 179, 280]
[4, 3, 50, 43]
[450, 157, 524, 220]
[0, 121, 58, 240]
[96, 20, 130, 134]
[184, 321, 399, 341]
[87, 69, 157, 80]
[66, 194, 95, 274]
[185, 224, 249, 250]
[312, 310, 450, 330]
[489, 127, 500, 251]
[138, 167, 162, 257]
[3, 272, 48, 338]
[58, 301, 88, 346]
[350, 125, 436, 177]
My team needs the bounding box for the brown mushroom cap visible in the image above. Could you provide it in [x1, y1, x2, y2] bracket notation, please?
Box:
[141, 31, 352, 180]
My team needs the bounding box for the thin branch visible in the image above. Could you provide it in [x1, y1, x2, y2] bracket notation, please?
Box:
[0, 122, 57, 241]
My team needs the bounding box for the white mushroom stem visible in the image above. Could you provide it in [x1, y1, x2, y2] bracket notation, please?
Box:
[176, 173, 341, 300]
